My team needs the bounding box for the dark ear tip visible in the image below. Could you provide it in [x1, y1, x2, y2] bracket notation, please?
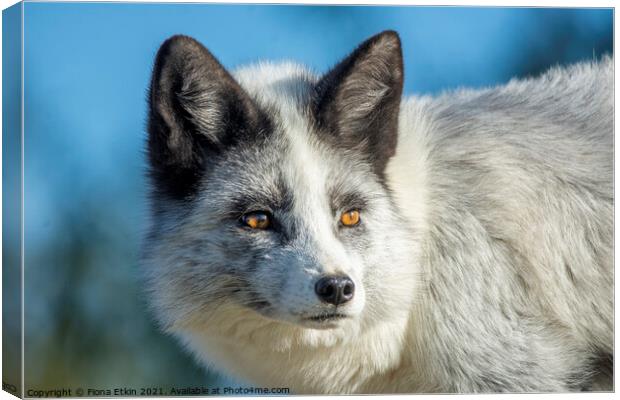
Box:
[377, 30, 400, 41]
[151, 34, 214, 100]
[161, 34, 202, 48]
[156, 34, 205, 61]
[369, 30, 401, 49]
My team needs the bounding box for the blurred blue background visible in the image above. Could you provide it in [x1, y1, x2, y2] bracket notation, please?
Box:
[17, 3, 612, 392]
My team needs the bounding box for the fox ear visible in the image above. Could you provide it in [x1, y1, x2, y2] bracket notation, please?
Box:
[314, 30, 404, 177]
[148, 35, 264, 200]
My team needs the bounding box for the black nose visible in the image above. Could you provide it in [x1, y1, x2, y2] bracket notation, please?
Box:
[315, 275, 355, 306]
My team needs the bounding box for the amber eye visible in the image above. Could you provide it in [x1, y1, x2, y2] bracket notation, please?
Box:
[340, 210, 361, 227]
[241, 212, 271, 230]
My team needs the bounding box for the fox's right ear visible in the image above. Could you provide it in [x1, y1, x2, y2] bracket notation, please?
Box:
[147, 35, 264, 200]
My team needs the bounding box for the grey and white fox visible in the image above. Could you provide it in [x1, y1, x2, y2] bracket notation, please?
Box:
[142, 31, 613, 393]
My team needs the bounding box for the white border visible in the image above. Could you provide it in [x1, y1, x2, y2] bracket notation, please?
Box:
[0, 2, 615, 400]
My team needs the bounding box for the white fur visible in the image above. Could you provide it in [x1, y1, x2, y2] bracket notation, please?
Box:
[146, 57, 613, 393]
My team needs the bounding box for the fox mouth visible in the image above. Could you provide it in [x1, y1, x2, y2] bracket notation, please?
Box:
[303, 313, 349, 323]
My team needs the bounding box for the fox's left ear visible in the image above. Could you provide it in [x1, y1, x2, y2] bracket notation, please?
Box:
[314, 30, 404, 177]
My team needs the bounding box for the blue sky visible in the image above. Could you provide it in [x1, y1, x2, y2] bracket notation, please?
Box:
[22, 5, 612, 226]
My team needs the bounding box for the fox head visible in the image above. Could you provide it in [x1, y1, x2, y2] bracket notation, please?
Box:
[143, 31, 421, 350]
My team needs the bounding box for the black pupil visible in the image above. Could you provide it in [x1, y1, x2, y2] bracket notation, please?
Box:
[245, 212, 268, 227]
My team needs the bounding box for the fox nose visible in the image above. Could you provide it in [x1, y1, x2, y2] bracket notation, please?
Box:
[315, 275, 355, 306]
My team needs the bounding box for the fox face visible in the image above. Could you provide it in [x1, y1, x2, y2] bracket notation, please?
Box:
[143, 31, 420, 348]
